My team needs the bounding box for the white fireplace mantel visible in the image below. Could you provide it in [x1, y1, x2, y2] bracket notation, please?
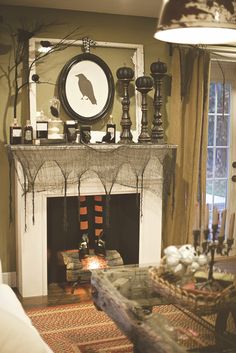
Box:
[9, 144, 176, 297]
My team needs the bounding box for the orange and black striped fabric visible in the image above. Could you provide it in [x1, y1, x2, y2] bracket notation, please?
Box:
[78, 195, 104, 237]
[94, 195, 104, 237]
[79, 196, 88, 232]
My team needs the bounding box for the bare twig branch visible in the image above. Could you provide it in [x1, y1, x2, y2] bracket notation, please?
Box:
[1, 20, 83, 128]
[18, 25, 83, 95]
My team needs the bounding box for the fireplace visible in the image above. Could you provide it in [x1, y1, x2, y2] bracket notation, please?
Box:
[9, 144, 176, 297]
[47, 194, 140, 284]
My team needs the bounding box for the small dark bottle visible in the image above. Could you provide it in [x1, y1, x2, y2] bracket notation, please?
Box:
[10, 118, 22, 144]
[23, 120, 33, 144]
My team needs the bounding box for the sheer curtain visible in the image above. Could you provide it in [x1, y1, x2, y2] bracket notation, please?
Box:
[163, 47, 211, 248]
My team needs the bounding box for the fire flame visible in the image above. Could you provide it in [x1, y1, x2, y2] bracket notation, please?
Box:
[81, 256, 108, 270]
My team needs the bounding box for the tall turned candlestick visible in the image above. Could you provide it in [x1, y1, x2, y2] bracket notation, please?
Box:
[150, 59, 168, 143]
[227, 212, 235, 255]
[208, 224, 218, 281]
[202, 228, 210, 253]
[193, 229, 200, 252]
[116, 67, 134, 144]
[135, 75, 153, 143]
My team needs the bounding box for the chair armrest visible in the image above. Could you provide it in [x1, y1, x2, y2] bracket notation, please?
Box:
[0, 259, 3, 284]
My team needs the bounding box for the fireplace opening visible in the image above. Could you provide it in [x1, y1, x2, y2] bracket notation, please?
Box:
[47, 193, 140, 284]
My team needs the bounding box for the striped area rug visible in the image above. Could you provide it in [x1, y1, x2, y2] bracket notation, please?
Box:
[26, 301, 236, 352]
[26, 303, 133, 353]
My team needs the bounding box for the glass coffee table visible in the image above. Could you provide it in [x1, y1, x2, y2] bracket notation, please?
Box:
[91, 264, 236, 353]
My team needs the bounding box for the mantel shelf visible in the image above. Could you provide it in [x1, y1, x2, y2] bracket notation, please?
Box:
[7, 142, 177, 153]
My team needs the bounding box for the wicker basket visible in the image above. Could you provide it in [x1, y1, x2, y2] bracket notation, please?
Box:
[149, 265, 236, 316]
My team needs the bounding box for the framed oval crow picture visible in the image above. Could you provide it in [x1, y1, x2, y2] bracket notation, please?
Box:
[58, 53, 115, 123]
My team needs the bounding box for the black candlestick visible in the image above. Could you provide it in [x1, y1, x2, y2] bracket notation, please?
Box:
[208, 224, 218, 281]
[135, 76, 153, 143]
[227, 238, 234, 255]
[150, 59, 168, 143]
[202, 228, 210, 253]
[116, 67, 134, 144]
[193, 229, 200, 252]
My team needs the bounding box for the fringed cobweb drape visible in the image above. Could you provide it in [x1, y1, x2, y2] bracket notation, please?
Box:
[8, 144, 176, 231]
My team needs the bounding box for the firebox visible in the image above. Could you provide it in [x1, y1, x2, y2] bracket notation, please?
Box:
[47, 194, 140, 284]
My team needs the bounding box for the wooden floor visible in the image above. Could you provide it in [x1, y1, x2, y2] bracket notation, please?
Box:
[17, 282, 92, 309]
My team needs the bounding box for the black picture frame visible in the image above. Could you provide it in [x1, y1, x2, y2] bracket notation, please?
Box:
[80, 125, 91, 144]
[58, 53, 115, 124]
[106, 123, 116, 143]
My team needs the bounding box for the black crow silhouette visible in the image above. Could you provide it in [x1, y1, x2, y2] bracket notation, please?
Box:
[75, 73, 97, 105]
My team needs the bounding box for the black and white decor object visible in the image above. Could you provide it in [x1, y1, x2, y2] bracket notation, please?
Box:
[58, 37, 114, 124]
[150, 59, 168, 143]
[80, 125, 91, 144]
[135, 76, 153, 144]
[116, 66, 134, 144]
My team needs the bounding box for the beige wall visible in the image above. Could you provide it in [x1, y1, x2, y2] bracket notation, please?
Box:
[0, 5, 170, 272]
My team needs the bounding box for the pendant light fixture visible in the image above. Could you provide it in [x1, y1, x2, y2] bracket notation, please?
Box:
[154, 0, 236, 45]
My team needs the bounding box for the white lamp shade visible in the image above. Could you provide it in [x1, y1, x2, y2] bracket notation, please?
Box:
[154, 0, 236, 45]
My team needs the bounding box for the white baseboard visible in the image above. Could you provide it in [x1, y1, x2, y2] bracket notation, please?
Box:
[2, 271, 16, 287]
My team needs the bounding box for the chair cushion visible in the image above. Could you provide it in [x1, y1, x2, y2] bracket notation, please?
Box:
[0, 307, 50, 353]
[0, 284, 32, 325]
[0, 259, 3, 284]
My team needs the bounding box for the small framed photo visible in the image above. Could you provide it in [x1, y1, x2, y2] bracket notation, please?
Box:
[106, 123, 116, 143]
[65, 120, 78, 143]
[80, 125, 91, 144]
[58, 53, 115, 124]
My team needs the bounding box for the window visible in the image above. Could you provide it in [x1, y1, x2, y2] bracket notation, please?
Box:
[207, 80, 231, 221]
[206, 55, 236, 251]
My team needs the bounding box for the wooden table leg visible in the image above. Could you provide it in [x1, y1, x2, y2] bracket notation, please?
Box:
[133, 343, 143, 353]
[215, 309, 230, 335]
[231, 308, 236, 327]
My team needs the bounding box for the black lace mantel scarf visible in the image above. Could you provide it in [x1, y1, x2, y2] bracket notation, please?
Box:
[7, 143, 177, 232]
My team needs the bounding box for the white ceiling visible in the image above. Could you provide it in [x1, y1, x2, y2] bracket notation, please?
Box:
[0, 0, 163, 18]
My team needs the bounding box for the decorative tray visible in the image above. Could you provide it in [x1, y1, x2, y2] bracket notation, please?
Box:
[149, 265, 236, 316]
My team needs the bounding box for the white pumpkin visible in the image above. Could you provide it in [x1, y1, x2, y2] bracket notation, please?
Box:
[197, 254, 208, 266]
